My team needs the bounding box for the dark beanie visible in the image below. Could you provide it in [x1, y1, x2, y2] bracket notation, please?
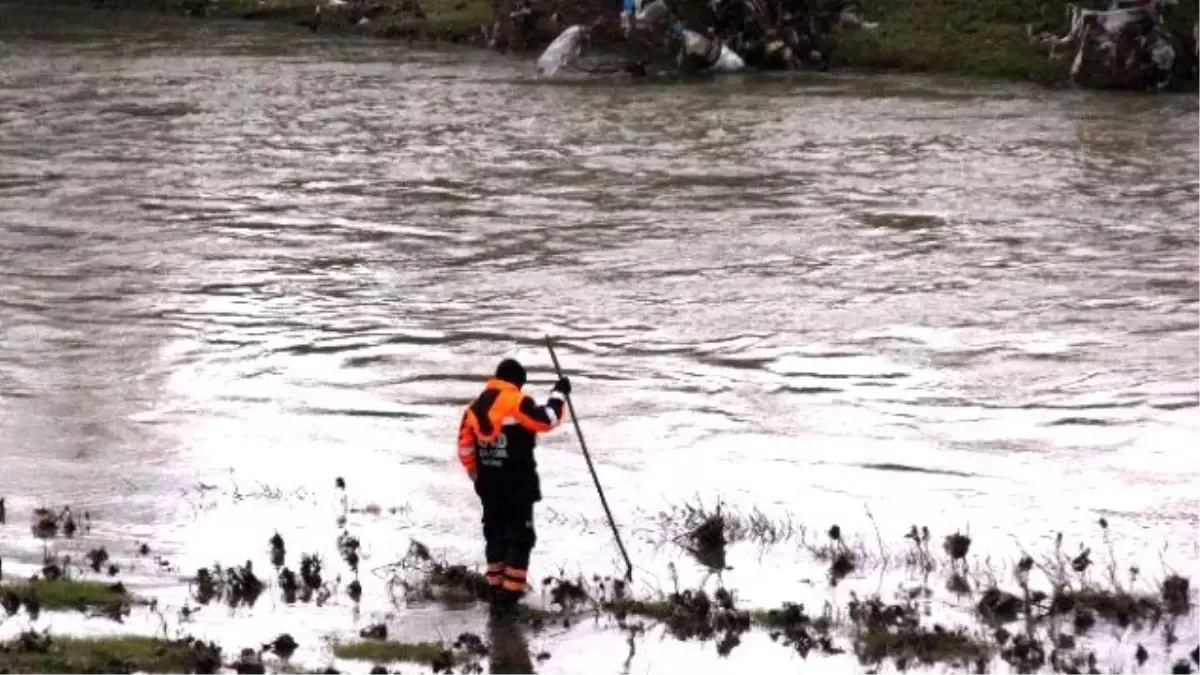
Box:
[495, 358, 527, 387]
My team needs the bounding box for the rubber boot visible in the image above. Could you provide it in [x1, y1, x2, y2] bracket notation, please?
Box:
[487, 584, 504, 610]
[492, 588, 522, 617]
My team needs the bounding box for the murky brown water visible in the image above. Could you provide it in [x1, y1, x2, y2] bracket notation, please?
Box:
[1, 5, 1198, 665]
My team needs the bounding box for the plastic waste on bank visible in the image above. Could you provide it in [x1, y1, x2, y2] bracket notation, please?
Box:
[679, 27, 745, 72]
[538, 17, 746, 77]
[536, 24, 584, 76]
[622, 0, 670, 35]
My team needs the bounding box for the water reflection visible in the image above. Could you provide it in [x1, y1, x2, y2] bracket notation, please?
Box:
[621, 628, 637, 675]
[487, 613, 535, 674]
[0, 227, 176, 510]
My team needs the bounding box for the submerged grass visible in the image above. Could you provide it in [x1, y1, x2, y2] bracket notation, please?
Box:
[850, 595, 992, 669]
[380, 540, 494, 607]
[1, 482, 1194, 673]
[856, 623, 990, 669]
[0, 578, 135, 615]
[332, 640, 458, 666]
[603, 587, 992, 663]
[0, 632, 221, 674]
[640, 499, 1196, 668]
[333, 632, 488, 671]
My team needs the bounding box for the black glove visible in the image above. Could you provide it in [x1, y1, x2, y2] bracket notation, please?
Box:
[552, 376, 572, 396]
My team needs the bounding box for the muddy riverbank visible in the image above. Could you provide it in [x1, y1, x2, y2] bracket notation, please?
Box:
[10, 0, 1200, 88]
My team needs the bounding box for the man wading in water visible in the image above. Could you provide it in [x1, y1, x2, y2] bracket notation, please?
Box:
[457, 359, 571, 613]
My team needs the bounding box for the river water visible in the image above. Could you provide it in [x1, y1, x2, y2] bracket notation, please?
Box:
[1, 4, 1197, 672]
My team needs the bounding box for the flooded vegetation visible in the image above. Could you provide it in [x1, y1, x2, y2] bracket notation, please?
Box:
[1, 3, 1196, 673]
[0, 633, 223, 674]
[0, 578, 135, 616]
[331, 639, 470, 669]
[1, 488, 1196, 672]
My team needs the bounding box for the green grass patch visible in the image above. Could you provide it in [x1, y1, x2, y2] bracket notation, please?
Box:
[0, 579, 135, 613]
[1055, 585, 1168, 627]
[855, 623, 993, 667]
[751, 606, 834, 633]
[606, 597, 675, 621]
[194, 0, 496, 41]
[831, 0, 1074, 82]
[332, 640, 460, 666]
[834, 0, 1196, 85]
[0, 634, 220, 674]
[362, 0, 494, 42]
[611, 596, 837, 633]
[47, 0, 496, 41]
[417, 0, 493, 30]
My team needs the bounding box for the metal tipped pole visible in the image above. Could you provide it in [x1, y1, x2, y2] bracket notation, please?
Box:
[544, 335, 633, 582]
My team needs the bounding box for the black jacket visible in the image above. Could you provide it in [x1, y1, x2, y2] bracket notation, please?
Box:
[457, 378, 566, 503]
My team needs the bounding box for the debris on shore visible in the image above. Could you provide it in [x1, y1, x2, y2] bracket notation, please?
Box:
[67, 0, 1199, 88]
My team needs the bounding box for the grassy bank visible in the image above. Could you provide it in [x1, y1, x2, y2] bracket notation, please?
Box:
[15, 0, 1197, 86]
[833, 0, 1199, 86]
[832, 0, 1072, 83]
[67, 0, 498, 44]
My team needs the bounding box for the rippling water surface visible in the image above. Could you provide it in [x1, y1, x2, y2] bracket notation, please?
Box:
[1, 4, 1198, 670]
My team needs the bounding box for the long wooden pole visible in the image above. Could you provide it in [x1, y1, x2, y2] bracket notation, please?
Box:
[544, 335, 633, 582]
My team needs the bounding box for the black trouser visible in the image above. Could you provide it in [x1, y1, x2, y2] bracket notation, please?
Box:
[480, 494, 537, 594]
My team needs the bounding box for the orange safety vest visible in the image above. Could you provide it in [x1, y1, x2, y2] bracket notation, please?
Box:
[457, 379, 564, 489]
